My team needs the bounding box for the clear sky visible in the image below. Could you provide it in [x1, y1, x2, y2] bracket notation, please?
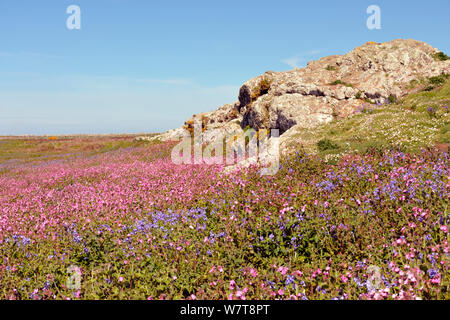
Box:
[0, 0, 449, 135]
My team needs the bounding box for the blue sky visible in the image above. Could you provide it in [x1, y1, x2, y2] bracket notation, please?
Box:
[0, 0, 449, 135]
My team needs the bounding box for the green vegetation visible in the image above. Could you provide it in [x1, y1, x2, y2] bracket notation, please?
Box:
[329, 79, 354, 88]
[325, 65, 337, 71]
[387, 94, 397, 104]
[0, 135, 159, 166]
[432, 51, 449, 61]
[425, 74, 450, 91]
[317, 138, 340, 151]
[0, 76, 449, 301]
[355, 91, 363, 99]
[407, 79, 420, 89]
[286, 77, 450, 160]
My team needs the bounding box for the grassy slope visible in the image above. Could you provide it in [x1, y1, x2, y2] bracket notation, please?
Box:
[286, 78, 450, 162]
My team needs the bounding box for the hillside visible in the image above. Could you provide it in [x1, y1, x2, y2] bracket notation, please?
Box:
[281, 76, 450, 162]
[149, 39, 450, 158]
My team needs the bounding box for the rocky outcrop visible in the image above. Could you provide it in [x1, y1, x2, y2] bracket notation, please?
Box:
[147, 39, 449, 144]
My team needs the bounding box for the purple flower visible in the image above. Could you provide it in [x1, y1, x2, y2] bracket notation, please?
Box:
[428, 268, 439, 279]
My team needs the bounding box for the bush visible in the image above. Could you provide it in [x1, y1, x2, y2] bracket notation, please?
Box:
[387, 95, 397, 104]
[432, 52, 449, 61]
[425, 74, 449, 91]
[325, 65, 337, 71]
[317, 138, 340, 151]
[429, 75, 447, 86]
[329, 80, 353, 87]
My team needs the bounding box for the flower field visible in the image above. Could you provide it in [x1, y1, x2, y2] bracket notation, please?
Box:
[0, 137, 448, 300]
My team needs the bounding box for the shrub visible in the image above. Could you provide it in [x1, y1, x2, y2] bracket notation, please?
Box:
[329, 80, 353, 87]
[387, 95, 397, 104]
[432, 52, 449, 61]
[425, 74, 449, 91]
[325, 65, 337, 71]
[429, 75, 447, 86]
[317, 138, 340, 151]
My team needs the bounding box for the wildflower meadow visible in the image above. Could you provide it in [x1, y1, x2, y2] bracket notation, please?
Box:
[0, 137, 448, 300]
